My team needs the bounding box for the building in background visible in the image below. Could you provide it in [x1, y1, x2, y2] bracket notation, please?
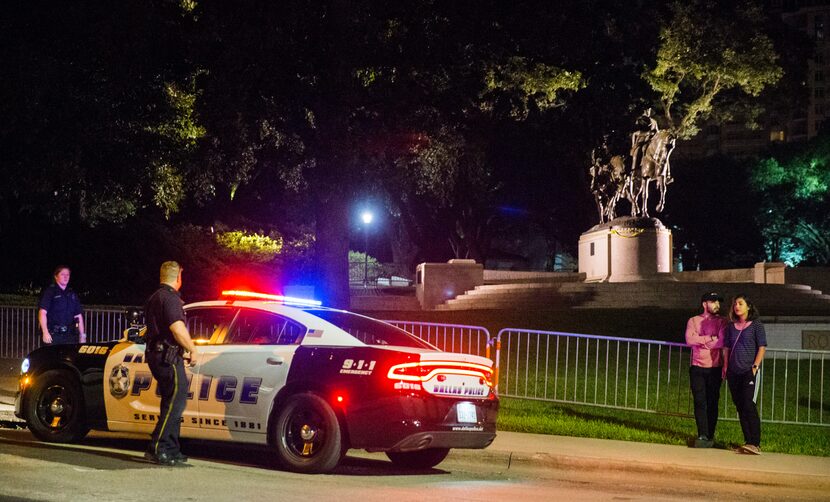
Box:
[676, 0, 822, 159]
[780, 0, 826, 139]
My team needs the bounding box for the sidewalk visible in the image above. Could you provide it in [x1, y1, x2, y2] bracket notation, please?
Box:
[2, 365, 829, 485]
[456, 431, 830, 484]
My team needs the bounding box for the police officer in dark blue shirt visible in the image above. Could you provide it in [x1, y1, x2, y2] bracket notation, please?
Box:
[143, 261, 198, 466]
[38, 265, 86, 344]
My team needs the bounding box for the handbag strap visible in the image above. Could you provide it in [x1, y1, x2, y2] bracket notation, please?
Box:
[729, 324, 748, 364]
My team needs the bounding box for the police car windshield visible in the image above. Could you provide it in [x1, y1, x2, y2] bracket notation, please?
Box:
[302, 310, 434, 348]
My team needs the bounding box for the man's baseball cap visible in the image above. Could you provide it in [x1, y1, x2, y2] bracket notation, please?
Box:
[701, 292, 723, 303]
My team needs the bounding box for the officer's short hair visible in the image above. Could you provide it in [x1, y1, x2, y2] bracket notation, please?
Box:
[53, 265, 70, 277]
[159, 261, 182, 283]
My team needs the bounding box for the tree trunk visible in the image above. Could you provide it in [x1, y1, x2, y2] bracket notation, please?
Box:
[314, 190, 351, 309]
[389, 215, 419, 277]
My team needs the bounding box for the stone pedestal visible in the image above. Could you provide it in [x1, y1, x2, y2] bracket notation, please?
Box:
[578, 217, 675, 283]
[754, 261, 786, 284]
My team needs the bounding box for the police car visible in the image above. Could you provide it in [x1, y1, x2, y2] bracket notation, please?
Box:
[15, 291, 498, 473]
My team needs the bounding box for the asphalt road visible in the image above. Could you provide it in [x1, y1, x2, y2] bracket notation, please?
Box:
[0, 428, 826, 502]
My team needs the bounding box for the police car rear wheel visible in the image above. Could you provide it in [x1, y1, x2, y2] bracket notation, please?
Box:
[25, 369, 89, 443]
[274, 392, 344, 473]
[386, 448, 450, 469]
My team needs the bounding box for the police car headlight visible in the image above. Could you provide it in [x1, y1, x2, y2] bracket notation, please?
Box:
[21, 358, 30, 374]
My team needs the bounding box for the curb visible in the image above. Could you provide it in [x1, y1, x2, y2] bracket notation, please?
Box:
[1, 415, 828, 487]
[446, 447, 830, 487]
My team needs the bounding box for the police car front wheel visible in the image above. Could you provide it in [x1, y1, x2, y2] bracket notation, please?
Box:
[273, 392, 345, 474]
[24, 369, 89, 443]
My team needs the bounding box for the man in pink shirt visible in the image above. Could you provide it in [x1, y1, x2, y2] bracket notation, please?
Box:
[685, 292, 727, 448]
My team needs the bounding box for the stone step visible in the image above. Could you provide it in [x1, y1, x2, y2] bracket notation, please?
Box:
[436, 301, 567, 311]
[457, 289, 829, 302]
[444, 297, 572, 307]
[783, 284, 815, 290]
[440, 280, 830, 312]
[350, 296, 421, 311]
[471, 283, 570, 292]
[557, 281, 811, 289]
[483, 276, 584, 285]
[446, 298, 830, 309]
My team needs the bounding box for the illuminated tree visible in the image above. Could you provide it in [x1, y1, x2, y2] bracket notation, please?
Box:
[752, 136, 830, 265]
[191, 1, 583, 306]
[645, 0, 783, 139]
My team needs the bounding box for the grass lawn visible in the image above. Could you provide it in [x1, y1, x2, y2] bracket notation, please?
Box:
[497, 397, 830, 457]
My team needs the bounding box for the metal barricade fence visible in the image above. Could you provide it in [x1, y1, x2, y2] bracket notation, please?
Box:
[3, 305, 825, 427]
[384, 320, 498, 390]
[0, 305, 496, 359]
[752, 347, 827, 426]
[498, 328, 690, 415]
[498, 328, 829, 427]
[384, 320, 492, 356]
[0, 305, 136, 359]
[0, 306, 40, 359]
[0, 306, 500, 372]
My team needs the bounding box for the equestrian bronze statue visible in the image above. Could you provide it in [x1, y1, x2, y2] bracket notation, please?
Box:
[589, 109, 676, 223]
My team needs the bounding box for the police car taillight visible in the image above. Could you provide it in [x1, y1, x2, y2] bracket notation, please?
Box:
[387, 361, 494, 387]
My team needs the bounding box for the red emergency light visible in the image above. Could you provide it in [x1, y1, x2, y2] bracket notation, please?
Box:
[221, 290, 323, 307]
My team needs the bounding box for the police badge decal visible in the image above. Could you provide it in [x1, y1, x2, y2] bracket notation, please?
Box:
[109, 364, 130, 398]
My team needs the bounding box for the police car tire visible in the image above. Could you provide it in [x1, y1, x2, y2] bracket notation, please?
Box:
[273, 392, 344, 474]
[385, 448, 450, 469]
[25, 369, 89, 443]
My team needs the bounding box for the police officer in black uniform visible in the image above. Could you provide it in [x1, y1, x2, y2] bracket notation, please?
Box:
[38, 265, 86, 344]
[143, 261, 198, 466]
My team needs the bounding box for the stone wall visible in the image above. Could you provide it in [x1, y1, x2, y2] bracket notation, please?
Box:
[483, 270, 584, 284]
[762, 316, 830, 353]
[673, 268, 754, 283]
[674, 264, 830, 294]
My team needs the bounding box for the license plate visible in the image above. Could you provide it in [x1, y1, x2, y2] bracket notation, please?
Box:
[457, 402, 477, 423]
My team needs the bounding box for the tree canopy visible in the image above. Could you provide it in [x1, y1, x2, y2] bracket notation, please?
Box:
[645, 0, 783, 138]
[752, 134, 830, 265]
[0, 0, 817, 305]
[188, 1, 587, 305]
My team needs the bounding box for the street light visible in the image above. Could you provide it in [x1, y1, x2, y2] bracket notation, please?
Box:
[361, 211, 373, 287]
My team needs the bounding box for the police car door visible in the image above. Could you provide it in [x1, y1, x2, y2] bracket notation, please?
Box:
[102, 341, 204, 436]
[194, 308, 304, 441]
[104, 306, 232, 435]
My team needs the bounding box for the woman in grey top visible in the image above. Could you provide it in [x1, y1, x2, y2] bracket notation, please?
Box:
[722, 294, 767, 455]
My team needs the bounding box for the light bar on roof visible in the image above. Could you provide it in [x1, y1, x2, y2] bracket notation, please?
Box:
[221, 290, 323, 306]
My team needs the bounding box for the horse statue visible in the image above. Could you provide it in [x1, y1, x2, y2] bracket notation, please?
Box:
[589, 139, 629, 224]
[629, 129, 675, 217]
[627, 109, 675, 218]
[588, 110, 677, 223]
